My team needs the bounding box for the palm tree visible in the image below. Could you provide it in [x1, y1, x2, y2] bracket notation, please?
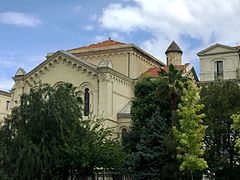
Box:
[156, 64, 189, 124]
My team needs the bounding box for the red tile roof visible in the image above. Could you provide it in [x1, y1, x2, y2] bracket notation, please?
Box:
[67, 40, 126, 51]
[144, 64, 190, 78]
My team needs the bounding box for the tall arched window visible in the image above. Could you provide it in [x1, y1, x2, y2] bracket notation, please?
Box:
[121, 128, 128, 144]
[214, 61, 223, 81]
[84, 88, 90, 116]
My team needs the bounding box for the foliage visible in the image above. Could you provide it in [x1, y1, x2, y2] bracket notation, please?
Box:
[200, 81, 240, 178]
[129, 65, 191, 179]
[156, 64, 189, 114]
[59, 116, 126, 177]
[231, 113, 240, 149]
[0, 83, 125, 180]
[129, 77, 171, 152]
[173, 80, 207, 173]
[131, 109, 179, 179]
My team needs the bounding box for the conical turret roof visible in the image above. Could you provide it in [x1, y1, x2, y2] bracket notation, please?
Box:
[165, 41, 183, 54]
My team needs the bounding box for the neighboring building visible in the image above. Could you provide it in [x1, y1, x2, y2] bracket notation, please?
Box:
[197, 43, 240, 83]
[8, 40, 197, 136]
[144, 41, 198, 82]
[0, 90, 11, 124]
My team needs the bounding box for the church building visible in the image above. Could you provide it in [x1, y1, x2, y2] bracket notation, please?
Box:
[0, 40, 197, 136]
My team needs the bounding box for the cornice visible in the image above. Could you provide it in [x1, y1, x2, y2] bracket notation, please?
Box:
[13, 50, 134, 88]
[69, 44, 164, 67]
[197, 43, 238, 56]
[198, 79, 240, 85]
[0, 90, 11, 97]
[97, 67, 133, 84]
[25, 51, 98, 79]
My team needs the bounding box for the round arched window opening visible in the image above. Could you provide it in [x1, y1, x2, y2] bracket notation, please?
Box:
[121, 128, 129, 144]
[84, 88, 90, 116]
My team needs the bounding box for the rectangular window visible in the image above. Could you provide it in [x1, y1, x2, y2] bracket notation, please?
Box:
[214, 61, 223, 81]
[6, 101, 11, 110]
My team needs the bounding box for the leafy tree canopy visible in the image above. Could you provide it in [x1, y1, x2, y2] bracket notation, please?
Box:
[128, 65, 192, 179]
[200, 81, 240, 178]
[173, 80, 207, 173]
[0, 83, 126, 180]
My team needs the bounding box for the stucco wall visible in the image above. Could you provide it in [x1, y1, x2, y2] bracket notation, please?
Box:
[85, 53, 129, 77]
[130, 52, 158, 79]
[167, 52, 182, 65]
[11, 42, 163, 134]
[11, 54, 134, 134]
[199, 45, 240, 82]
[200, 53, 239, 82]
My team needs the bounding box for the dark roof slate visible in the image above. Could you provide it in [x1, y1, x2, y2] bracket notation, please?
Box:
[165, 41, 183, 54]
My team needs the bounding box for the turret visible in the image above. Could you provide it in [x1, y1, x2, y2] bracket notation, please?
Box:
[165, 41, 183, 66]
[12, 68, 26, 106]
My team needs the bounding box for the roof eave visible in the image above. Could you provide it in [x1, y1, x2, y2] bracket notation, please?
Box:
[197, 43, 237, 56]
[0, 90, 11, 97]
[130, 43, 165, 66]
[24, 51, 98, 79]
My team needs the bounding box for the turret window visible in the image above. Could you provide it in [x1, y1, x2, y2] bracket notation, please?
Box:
[214, 61, 223, 81]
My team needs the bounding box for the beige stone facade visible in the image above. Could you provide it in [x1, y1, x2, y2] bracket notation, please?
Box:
[2, 40, 197, 137]
[0, 90, 11, 124]
[10, 40, 164, 136]
[197, 43, 240, 83]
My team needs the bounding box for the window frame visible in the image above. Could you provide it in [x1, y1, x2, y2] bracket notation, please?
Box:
[6, 100, 11, 110]
[214, 60, 224, 81]
[84, 88, 90, 116]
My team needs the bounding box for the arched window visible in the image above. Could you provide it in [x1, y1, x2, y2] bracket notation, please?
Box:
[121, 128, 129, 144]
[53, 81, 64, 89]
[214, 61, 223, 81]
[84, 88, 90, 116]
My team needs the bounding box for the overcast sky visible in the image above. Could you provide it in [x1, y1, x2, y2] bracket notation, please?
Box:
[1, 0, 240, 91]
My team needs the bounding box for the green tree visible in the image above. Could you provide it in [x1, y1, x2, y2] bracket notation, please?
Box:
[173, 81, 207, 178]
[129, 76, 181, 179]
[131, 109, 179, 179]
[59, 116, 126, 178]
[231, 113, 240, 149]
[156, 64, 189, 116]
[129, 77, 171, 152]
[200, 81, 240, 179]
[0, 83, 125, 180]
[127, 66, 198, 179]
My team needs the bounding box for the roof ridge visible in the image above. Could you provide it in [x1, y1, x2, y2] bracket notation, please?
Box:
[67, 39, 126, 51]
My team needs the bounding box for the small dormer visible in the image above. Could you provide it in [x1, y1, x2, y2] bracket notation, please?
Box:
[165, 41, 183, 66]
